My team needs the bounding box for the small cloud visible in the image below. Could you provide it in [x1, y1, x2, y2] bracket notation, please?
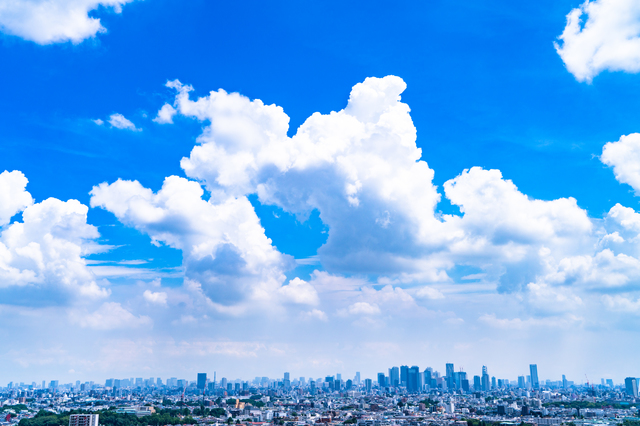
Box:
[172, 314, 197, 325]
[415, 286, 445, 300]
[346, 302, 381, 316]
[108, 113, 141, 131]
[69, 302, 152, 330]
[93, 119, 104, 126]
[143, 290, 168, 306]
[153, 103, 177, 124]
[301, 309, 328, 322]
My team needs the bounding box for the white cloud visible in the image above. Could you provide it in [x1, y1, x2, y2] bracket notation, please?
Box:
[601, 133, 640, 194]
[93, 118, 104, 126]
[108, 113, 140, 131]
[143, 290, 168, 306]
[278, 277, 319, 305]
[0, 170, 33, 226]
[69, 302, 151, 330]
[555, 0, 640, 82]
[0, 0, 134, 45]
[415, 286, 445, 300]
[153, 103, 177, 124]
[602, 294, 640, 312]
[90, 176, 295, 314]
[0, 172, 109, 302]
[345, 302, 381, 316]
[301, 309, 328, 322]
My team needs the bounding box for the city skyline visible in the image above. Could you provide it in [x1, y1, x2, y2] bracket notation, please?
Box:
[3, 0, 640, 382]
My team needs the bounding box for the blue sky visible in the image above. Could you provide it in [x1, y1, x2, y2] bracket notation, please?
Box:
[2, 0, 640, 384]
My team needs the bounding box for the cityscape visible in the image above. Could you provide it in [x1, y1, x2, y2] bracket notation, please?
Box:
[2, 365, 640, 426]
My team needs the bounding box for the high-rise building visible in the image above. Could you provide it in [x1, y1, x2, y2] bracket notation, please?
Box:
[446, 363, 455, 390]
[424, 369, 433, 390]
[69, 414, 99, 426]
[284, 372, 290, 388]
[625, 377, 639, 397]
[400, 365, 409, 388]
[408, 366, 420, 393]
[364, 378, 372, 392]
[562, 375, 568, 389]
[377, 373, 386, 388]
[606, 379, 614, 387]
[355, 372, 361, 384]
[491, 376, 497, 389]
[481, 366, 490, 391]
[197, 373, 207, 390]
[530, 364, 539, 389]
[518, 376, 525, 388]
[389, 367, 399, 387]
[473, 375, 481, 391]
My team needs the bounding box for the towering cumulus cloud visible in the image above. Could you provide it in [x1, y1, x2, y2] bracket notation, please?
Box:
[0, 0, 134, 44]
[555, 0, 640, 82]
[0, 170, 109, 302]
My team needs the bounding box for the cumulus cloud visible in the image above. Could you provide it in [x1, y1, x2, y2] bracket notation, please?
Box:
[0, 170, 33, 226]
[143, 290, 168, 306]
[0, 0, 134, 45]
[415, 286, 445, 300]
[90, 176, 295, 314]
[555, 0, 640, 82]
[154, 103, 177, 124]
[344, 302, 381, 316]
[301, 309, 328, 322]
[278, 277, 319, 305]
[601, 133, 640, 194]
[69, 302, 151, 330]
[108, 113, 140, 131]
[0, 171, 109, 302]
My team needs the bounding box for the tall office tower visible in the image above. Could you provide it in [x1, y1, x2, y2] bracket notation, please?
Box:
[408, 366, 420, 392]
[157, 378, 162, 386]
[518, 376, 525, 388]
[400, 365, 409, 387]
[606, 379, 614, 387]
[530, 364, 539, 389]
[424, 369, 433, 390]
[336, 374, 341, 381]
[300, 377, 305, 386]
[562, 375, 568, 389]
[473, 375, 481, 391]
[377, 373, 386, 388]
[197, 373, 207, 390]
[284, 372, 290, 380]
[69, 414, 99, 426]
[389, 367, 400, 387]
[284, 372, 290, 388]
[42, 381, 45, 389]
[221, 378, 228, 389]
[445, 363, 455, 390]
[364, 378, 372, 392]
[491, 376, 497, 389]
[481, 367, 490, 391]
[114, 379, 121, 388]
[355, 372, 361, 384]
[601, 379, 605, 386]
[626, 377, 639, 397]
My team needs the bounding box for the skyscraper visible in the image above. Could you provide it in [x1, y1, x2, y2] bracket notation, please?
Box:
[408, 366, 420, 392]
[473, 375, 481, 390]
[562, 375, 568, 389]
[355, 372, 361, 384]
[377, 373, 386, 388]
[389, 366, 400, 387]
[446, 363, 455, 390]
[518, 376, 525, 388]
[530, 364, 539, 389]
[625, 377, 638, 397]
[197, 373, 207, 390]
[400, 365, 409, 387]
[481, 366, 490, 391]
